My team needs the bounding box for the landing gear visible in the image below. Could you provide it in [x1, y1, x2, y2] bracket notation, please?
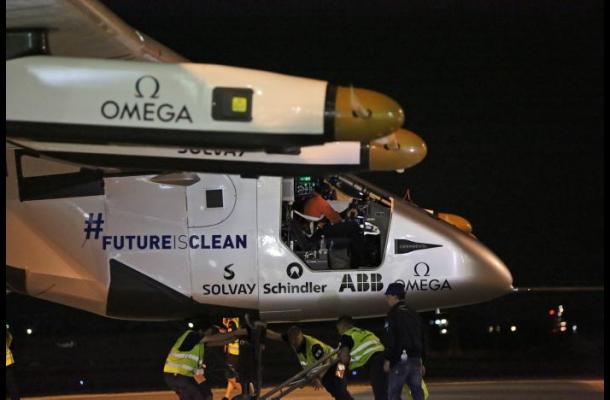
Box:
[231, 314, 266, 400]
[231, 314, 338, 400]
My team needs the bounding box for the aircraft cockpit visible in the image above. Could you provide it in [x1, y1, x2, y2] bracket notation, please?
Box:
[281, 175, 391, 270]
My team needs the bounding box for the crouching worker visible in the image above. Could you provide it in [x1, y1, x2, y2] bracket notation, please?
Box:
[163, 321, 247, 400]
[266, 326, 354, 400]
[336, 315, 387, 400]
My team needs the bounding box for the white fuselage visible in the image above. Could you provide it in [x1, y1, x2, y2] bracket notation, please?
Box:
[5, 145, 513, 322]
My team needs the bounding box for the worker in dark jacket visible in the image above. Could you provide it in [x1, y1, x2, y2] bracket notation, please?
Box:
[383, 282, 426, 400]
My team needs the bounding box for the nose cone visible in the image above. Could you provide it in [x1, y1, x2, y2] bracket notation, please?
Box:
[333, 86, 405, 142]
[368, 129, 427, 171]
[465, 243, 514, 300]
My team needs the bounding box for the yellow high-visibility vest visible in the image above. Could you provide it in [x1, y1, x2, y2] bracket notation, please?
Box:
[343, 327, 385, 370]
[6, 332, 14, 367]
[163, 330, 204, 377]
[223, 317, 240, 356]
[296, 335, 333, 369]
[402, 379, 429, 399]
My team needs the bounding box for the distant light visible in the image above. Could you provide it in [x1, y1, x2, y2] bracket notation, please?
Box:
[560, 321, 567, 327]
[435, 308, 441, 315]
[440, 328, 448, 335]
[488, 326, 494, 333]
[352, 371, 357, 376]
[548, 308, 556, 316]
[79, 380, 85, 386]
[558, 305, 564, 316]
[510, 325, 517, 332]
[440, 319, 448, 325]
[434, 319, 441, 325]
[572, 325, 578, 333]
[5, 324, 9, 329]
[26, 328, 32, 335]
[560, 326, 567, 332]
[188, 322, 194, 329]
[495, 325, 501, 333]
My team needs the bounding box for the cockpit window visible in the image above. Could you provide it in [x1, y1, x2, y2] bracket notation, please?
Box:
[205, 189, 224, 208]
[337, 174, 393, 205]
[281, 175, 391, 271]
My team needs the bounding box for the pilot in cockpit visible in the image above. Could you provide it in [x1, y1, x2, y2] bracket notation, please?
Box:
[303, 182, 342, 224]
[301, 182, 365, 267]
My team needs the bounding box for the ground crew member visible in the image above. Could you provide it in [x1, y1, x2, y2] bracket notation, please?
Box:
[221, 317, 242, 400]
[383, 282, 427, 400]
[266, 325, 354, 400]
[6, 327, 20, 400]
[336, 315, 387, 400]
[163, 322, 246, 400]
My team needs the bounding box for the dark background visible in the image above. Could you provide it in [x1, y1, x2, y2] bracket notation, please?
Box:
[6, 0, 604, 396]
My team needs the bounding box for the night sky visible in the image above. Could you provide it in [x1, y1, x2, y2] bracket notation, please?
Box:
[100, 0, 604, 287]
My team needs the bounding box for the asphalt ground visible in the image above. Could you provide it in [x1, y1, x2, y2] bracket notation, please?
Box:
[24, 379, 604, 400]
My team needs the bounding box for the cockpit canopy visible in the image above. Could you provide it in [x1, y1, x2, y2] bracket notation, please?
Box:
[281, 175, 392, 271]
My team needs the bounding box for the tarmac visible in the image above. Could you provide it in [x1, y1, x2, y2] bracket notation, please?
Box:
[24, 379, 604, 400]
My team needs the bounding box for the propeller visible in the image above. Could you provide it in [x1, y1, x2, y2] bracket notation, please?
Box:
[349, 85, 372, 119]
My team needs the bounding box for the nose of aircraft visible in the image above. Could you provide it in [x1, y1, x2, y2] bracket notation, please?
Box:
[464, 240, 514, 300]
[368, 129, 427, 171]
[333, 86, 405, 142]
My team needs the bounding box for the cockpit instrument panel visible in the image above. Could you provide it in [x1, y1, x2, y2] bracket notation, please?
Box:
[295, 176, 316, 198]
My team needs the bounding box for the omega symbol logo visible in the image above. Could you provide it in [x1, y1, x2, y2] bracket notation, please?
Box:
[287, 263, 304, 280]
[135, 75, 160, 99]
[413, 262, 430, 277]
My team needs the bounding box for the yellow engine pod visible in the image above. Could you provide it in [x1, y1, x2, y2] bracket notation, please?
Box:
[368, 129, 427, 171]
[334, 86, 405, 142]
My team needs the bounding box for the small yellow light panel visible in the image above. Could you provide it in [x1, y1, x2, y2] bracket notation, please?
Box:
[231, 97, 248, 113]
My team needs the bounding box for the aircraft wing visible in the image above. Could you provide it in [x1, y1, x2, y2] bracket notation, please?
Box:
[6, 0, 422, 174]
[6, 0, 186, 62]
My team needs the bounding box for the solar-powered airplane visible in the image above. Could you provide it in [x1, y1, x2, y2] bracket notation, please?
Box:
[5, 0, 513, 323]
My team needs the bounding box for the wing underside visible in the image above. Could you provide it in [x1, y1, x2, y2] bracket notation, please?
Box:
[6, 0, 187, 62]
